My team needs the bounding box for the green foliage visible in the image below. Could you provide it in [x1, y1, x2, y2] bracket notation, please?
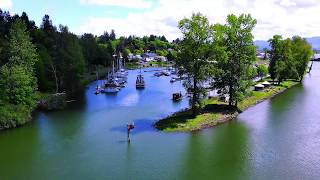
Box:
[0, 18, 38, 129]
[0, 65, 37, 105]
[0, 103, 33, 130]
[0, 19, 38, 106]
[156, 49, 168, 56]
[214, 14, 257, 107]
[166, 50, 177, 61]
[8, 19, 38, 71]
[177, 13, 216, 115]
[268, 35, 312, 83]
[268, 35, 283, 80]
[257, 64, 268, 80]
[291, 36, 313, 81]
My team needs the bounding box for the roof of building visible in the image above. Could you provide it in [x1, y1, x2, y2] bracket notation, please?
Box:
[262, 81, 271, 85]
[255, 84, 265, 88]
[143, 52, 158, 57]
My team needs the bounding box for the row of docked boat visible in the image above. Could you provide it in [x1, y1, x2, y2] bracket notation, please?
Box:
[95, 57, 146, 94]
[96, 55, 129, 94]
[154, 70, 170, 77]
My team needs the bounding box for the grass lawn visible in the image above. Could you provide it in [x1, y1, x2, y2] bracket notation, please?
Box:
[126, 62, 141, 69]
[155, 80, 299, 132]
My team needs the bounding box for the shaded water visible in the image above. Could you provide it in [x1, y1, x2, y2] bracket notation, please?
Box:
[0, 64, 320, 180]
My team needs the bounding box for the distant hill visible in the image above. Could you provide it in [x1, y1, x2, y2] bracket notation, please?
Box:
[255, 37, 320, 51]
[306, 37, 320, 50]
[254, 40, 270, 51]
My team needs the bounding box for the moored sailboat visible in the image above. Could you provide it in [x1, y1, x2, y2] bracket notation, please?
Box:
[136, 67, 145, 89]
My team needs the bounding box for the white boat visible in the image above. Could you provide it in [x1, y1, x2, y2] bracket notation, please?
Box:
[105, 77, 121, 87]
[102, 87, 120, 93]
[136, 75, 145, 88]
[162, 70, 170, 76]
[136, 67, 145, 89]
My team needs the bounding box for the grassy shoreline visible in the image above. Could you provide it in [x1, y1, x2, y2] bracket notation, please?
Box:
[155, 80, 299, 132]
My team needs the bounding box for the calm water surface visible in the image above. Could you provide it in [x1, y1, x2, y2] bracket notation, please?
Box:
[0, 64, 320, 180]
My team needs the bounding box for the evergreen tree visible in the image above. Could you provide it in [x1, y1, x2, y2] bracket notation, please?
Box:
[0, 19, 38, 105]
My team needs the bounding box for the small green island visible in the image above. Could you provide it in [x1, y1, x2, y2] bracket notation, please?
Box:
[155, 80, 298, 132]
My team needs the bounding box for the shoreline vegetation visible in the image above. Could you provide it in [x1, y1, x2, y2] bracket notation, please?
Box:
[0, 10, 313, 131]
[155, 80, 299, 132]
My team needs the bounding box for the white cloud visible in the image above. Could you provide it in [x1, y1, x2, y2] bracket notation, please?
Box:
[76, 0, 320, 41]
[0, 0, 13, 9]
[80, 0, 152, 9]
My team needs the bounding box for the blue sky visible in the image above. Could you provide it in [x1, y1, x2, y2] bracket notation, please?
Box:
[5, 0, 159, 34]
[1, 0, 319, 41]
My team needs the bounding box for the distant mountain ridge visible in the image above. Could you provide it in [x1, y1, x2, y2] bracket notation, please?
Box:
[255, 37, 320, 51]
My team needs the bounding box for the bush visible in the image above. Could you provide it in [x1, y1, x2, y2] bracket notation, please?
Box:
[0, 103, 33, 130]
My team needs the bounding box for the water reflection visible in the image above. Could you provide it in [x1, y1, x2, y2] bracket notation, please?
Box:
[180, 122, 250, 180]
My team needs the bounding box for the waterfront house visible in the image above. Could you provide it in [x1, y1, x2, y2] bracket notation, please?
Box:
[142, 52, 158, 62]
[128, 54, 143, 61]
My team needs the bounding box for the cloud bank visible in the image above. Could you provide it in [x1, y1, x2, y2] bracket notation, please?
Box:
[77, 0, 320, 41]
[80, 0, 152, 9]
[0, 0, 13, 9]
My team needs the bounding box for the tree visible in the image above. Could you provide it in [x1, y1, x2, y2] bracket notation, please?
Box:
[177, 13, 216, 115]
[56, 25, 85, 93]
[268, 35, 283, 80]
[81, 33, 98, 65]
[0, 65, 37, 105]
[257, 64, 268, 80]
[110, 29, 116, 41]
[291, 36, 313, 81]
[0, 19, 38, 105]
[214, 14, 257, 107]
[263, 48, 268, 60]
[268, 36, 298, 84]
[166, 50, 177, 61]
[8, 19, 38, 71]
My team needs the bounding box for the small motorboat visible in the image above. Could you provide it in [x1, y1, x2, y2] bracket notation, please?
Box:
[94, 85, 102, 94]
[154, 72, 162, 77]
[172, 92, 182, 101]
[162, 70, 170, 76]
[170, 78, 176, 83]
[102, 87, 120, 93]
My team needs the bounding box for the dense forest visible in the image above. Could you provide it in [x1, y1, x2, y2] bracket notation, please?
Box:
[0, 9, 177, 94]
[0, 9, 177, 129]
[0, 9, 313, 130]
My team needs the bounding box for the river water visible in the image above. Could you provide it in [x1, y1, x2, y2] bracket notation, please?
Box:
[0, 64, 320, 180]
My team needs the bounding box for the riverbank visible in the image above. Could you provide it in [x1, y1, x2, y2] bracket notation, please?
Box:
[126, 61, 173, 69]
[0, 102, 35, 130]
[155, 80, 299, 132]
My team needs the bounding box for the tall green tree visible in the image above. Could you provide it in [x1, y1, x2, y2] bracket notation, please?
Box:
[291, 36, 313, 81]
[214, 14, 257, 107]
[268, 36, 298, 84]
[0, 19, 38, 105]
[257, 64, 268, 80]
[56, 25, 85, 93]
[177, 13, 216, 115]
[7, 19, 38, 71]
[268, 35, 283, 80]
